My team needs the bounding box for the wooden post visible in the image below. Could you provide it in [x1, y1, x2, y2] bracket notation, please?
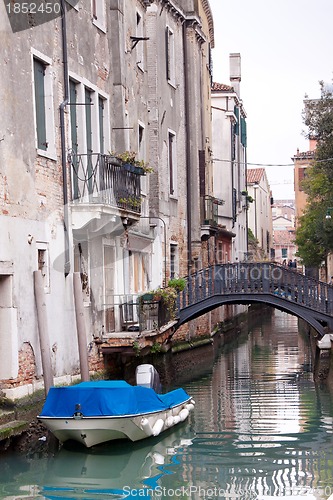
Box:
[73, 272, 90, 381]
[33, 271, 54, 395]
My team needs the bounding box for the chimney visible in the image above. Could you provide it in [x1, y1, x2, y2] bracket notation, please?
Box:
[229, 53, 241, 96]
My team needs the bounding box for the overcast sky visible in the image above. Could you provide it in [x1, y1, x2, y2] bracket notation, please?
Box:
[209, 0, 333, 200]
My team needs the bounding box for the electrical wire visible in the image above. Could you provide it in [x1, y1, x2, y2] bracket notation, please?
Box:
[212, 157, 333, 167]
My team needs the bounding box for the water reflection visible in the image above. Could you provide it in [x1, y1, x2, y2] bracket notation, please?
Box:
[0, 426, 194, 500]
[1, 309, 333, 499]
[41, 427, 193, 499]
[183, 309, 333, 499]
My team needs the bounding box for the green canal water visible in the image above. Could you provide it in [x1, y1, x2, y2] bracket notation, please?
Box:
[1, 309, 333, 499]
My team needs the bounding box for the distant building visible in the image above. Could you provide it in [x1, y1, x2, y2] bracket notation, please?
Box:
[247, 168, 273, 260]
[211, 53, 248, 263]
[293, 141, 316, 227]
[271, 201, 297, 264]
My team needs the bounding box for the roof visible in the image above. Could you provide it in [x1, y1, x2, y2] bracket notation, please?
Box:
[247, 168, 266, 184]
[212, 82, 234, 92]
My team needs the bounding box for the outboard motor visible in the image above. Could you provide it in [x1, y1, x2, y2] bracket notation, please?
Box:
[136, 364, 162, 393]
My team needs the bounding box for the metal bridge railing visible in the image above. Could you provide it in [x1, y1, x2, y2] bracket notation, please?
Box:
[178, 262, 333, 317]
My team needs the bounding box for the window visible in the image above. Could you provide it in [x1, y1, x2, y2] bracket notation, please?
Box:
[92, 0, 106, 31]
[170, 244, 178, 279]
[281, 248, 287, 259]
[128, 251, 148, 293]
[138, 121, 147, 194]
[136, 11, 144, 71]
[69, 77, 109, 156]
[74, 242, 90, 301]
[65, 0, 79, 8]
[32, 51, 56, 158]
[165, 26, 175, 84]
[68, 74, 110, 200]
[98, 96, 105, 154]
[85, 87, 94, 194]
[33, 59, 47, 151]
[168, 130, 177, 197]
[103, 245, 115, 333]
[36, 242, 50, 292]
[69, 79, 78, 155]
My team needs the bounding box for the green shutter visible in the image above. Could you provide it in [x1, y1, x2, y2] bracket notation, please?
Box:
[69, 80, 78, 155]
[98, 96, 104, 154]
[165, 27, 170, 80]
[34, 58, 47, 150]
[241, 116, 247, 147]
[85, 88, 93, 194]
[234, 106, 239, 136]
[70, 80, 79, 199]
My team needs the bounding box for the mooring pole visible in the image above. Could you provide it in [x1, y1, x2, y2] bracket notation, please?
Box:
[73, 272, 90, 381]
[33, 270, 54, 395]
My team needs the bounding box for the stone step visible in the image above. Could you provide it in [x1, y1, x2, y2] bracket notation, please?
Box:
[0, 420, 29, 443]
[0, 409, 16, 426]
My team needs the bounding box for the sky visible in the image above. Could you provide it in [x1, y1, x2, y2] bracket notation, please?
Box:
[209, 0, 333, 200]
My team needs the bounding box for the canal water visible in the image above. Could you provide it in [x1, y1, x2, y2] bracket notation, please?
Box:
[1, 308, 333, 499]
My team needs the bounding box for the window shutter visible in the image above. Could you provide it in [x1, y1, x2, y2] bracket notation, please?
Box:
[85, 88, 93, 194]
[199, 150, 206, 197]
[234, 106, 239, 135]
[69, 80, 78, 154]
[85, 88, 93, 154]
[241, 116, 247, 147]
[168, 133, 174, 195]
[33, 58, 47, 150]
[98, 96, 104, 154]
[165, 27, 170, 80]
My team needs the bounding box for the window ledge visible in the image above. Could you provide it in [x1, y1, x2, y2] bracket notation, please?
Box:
[92, 18, 106, 33]
[37, 149, 57, 161]
[167, 80, 177, 90]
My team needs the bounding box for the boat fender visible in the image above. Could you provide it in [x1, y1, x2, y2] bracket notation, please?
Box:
[165, 416, 174, 428]
[173, 415, 181, 425]
[179, 408, 189, 421]
[186, 403, 195, 412]
[190, 399, 196, 405]
[152, 418, 164, 436]
[141, 417, 154, 436]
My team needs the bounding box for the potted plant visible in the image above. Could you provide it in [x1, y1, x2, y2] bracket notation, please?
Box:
[110, 151, 154, 174]
[168, 277, 187, 292]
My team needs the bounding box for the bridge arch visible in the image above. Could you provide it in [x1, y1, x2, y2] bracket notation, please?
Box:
[176, 294, 329, 338]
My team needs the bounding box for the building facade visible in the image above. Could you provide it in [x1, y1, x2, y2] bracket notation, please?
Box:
[211, 54, 248, 264]
[271, 200, 297, 264]
[247, 168, 273, 260]
[0, 0, 215, 399]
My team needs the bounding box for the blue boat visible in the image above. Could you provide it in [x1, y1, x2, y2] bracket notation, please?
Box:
[38, 365, 195, 448]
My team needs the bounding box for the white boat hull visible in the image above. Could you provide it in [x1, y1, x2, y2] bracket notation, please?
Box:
[39, 401, 195, 448]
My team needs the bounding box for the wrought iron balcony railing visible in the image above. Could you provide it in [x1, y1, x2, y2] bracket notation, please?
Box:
[69, 153, 143, 214]
[203, 195, 224, 227]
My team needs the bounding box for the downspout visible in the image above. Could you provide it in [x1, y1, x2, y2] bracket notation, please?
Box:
[245, 146, 249, 260]
[183, 21, 192, 275]
[60, 0, 70, 276]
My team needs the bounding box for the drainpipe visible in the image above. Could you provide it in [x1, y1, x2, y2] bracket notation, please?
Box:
[60, 0, 70, 276]
[183, 21, 192, 276]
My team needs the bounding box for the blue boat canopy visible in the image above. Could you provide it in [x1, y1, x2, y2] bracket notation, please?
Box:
[39, 381, 191, 418]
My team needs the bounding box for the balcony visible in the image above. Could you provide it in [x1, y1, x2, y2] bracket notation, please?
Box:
[69, 153, 143, 230]
[201, 195, 224, 240]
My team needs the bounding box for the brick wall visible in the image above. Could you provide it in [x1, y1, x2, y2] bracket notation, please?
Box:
[2, 342, 37, 389]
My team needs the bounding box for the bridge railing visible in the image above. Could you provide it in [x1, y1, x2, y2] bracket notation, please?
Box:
[177, 262, 333, 316]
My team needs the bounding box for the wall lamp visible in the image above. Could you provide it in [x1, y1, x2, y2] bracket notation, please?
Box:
[325, 207, 333, 220]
